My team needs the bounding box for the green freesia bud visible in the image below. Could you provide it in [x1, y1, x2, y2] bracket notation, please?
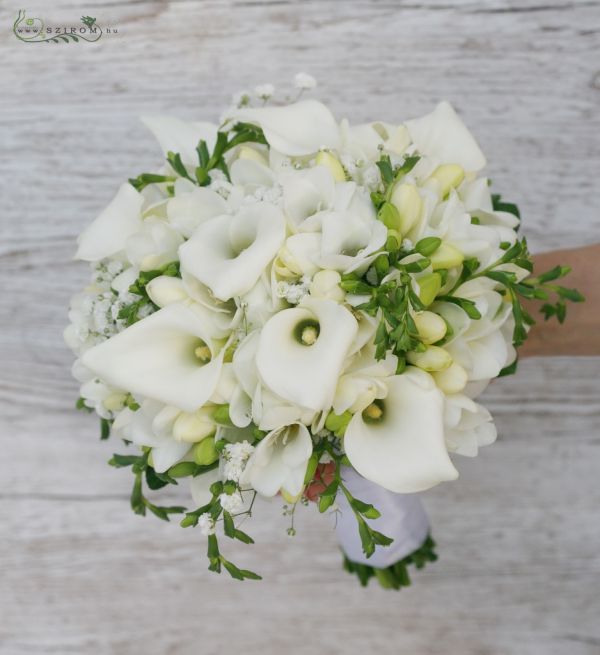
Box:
[315, 150, 346, 181]
[325, 410, 352, 437]
[212, 404, 233, 426]
[168, 461, 198, 478]
[413, 311, 447, 344]
[389, 183, 423, 235]
[427, 163, 465, 198]
[193, 437, 219, 466]
[386, 229, 401, 253]
[374, 254, 390, 278]
[430, 242, 464, 270]
[407, 345, 453, 372]
[417, 273, 442, 306]
[432, 361, 468, 394]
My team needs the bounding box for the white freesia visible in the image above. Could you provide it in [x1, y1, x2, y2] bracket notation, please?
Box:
[444, 394, 497, 456]
[179, 201, 286, 301]
[227, 100, 341, 156]
[125, 217, 183, 271]
[166, 184, 229, 238]
[112, 400, 191, 473]
[76, 184, 143, 261]
[344, 368, 459, 493]
[256, 297, 358, 411]
[241, 423, 312, 497]
[81, 302, 228, 413]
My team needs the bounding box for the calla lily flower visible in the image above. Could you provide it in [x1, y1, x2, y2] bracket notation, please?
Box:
[141, 115, 217, 164]
[76, 184, 143, 261]
[344, 367, 459, 493]
[240, 423, 312, 497]
[281, 165, 336, 228]
[82, 302, 228, 413]
[125, 217, 183, 271]
[256, 297, 358, 411]
[227, 100, 341, 157]
[179, 201, 286, 301]
[405, 101, 486, 172]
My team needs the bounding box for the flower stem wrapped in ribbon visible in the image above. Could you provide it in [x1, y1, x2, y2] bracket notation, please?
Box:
[66, 76, 584, 588]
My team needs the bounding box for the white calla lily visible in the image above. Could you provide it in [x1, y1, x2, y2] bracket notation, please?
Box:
[344, 367, 459, 493]
[281, 165, 336, 228]
[240, 423, 312, 497]
[141, 115, 217, 164]
[227, 100, 341, 156]
[256, 297, 358, 411]
[76, 184, 143, 261]
[82, 302, 228, 413]
[405, 101, 486, 172]
[179, 202, 286, 301]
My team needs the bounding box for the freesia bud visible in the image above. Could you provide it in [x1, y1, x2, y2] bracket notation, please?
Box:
[417, 273, 442, 306]
[103, 392, 127, 412]
[193, 437, 219, 465]
[427, 163, 465, 198]
[315, 150, 346, 182]
[310, 270, 345, 302]
[429, 242, 464, 270]
[407, 345, 453, 372]
[173, 411, 216, 443]
[432, 362, 468, 394]
[413, 311, 447, 344]
[237, 145, 268, 165]
[389, 183, 423, 235]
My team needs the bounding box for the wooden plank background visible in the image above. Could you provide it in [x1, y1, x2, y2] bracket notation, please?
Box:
[1, 1, 599, 653]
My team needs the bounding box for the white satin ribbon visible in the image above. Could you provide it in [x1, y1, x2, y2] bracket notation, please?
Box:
[334, 467, 430, 568]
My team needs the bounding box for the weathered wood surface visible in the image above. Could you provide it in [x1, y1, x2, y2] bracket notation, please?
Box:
[1, 0, 599, 653]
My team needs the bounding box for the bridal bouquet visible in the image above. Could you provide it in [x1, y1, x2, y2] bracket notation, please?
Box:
[66, 76, 582, 587]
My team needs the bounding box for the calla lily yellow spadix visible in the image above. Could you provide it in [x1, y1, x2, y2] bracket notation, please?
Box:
[67, 79, 580, 585]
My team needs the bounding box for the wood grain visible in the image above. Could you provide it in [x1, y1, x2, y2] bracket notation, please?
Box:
[1, 1, 599, 653]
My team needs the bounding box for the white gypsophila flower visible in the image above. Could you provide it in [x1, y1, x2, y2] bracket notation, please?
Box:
[255, 83, 275, 101]
[64, 261, 141, 354]
[294, 72, 316, 90]
[222, 440, 255, 483]
[198, 513, 216, 536]
[219, 491, 244, 513]
[275, 275, 312, 305]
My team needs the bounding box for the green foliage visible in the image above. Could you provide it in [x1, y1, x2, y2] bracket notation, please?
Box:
[343, 535, 437, 589]
[108, 450, 186, 521]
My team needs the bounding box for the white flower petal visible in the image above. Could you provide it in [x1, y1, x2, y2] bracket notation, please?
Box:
[179, 202, 286, 301]
[146, 276, 189, 308]
[405, 101, 486, 172]
[190, 467, 222, 506]
[228, 100, 341, 156]
[76, 184, 143, 261]
[141, 115, 217, 164]
[167, 187, 228, 238]
[344, 368, 459, 493]
[256, 298, 358, 411]
[81, 303, 226, 413]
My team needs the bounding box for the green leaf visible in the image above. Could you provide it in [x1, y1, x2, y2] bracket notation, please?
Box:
[371, 530, 394, 547]
[357, 517, 375, 558]
[240, 569, 262, 580]
[100, 418, 111, 440]
[145, 466, 169, 490]
[76, 397, 93, 413]
[438, 295, 482, 320]
[318, 493, 336, 513]
[498, 359, 518, 377]
[223, 511, 236, 538]
[350, 498, 381, 520]
[109, 453, 141, 468]
[234, 529, 255, 545]
[222, 559, 245, 581]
